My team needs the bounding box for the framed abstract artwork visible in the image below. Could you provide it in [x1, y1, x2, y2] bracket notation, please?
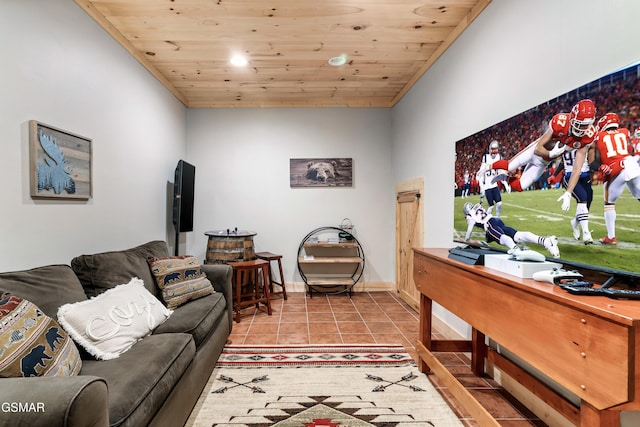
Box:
[29, 120, 92, 200]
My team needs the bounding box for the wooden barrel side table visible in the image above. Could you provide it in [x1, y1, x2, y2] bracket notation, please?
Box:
[205, 229, 257, 264]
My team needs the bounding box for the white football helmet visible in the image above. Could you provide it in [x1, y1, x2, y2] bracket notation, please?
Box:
[489, 140, 499, 154]
[463, 202, 474, 216]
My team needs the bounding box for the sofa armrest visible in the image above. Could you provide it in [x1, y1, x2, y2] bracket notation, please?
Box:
[202, 263, 233, 329]
[0, 376, 108, 427]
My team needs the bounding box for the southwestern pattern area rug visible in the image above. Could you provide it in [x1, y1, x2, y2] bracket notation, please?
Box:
[185, 344, 463, 427]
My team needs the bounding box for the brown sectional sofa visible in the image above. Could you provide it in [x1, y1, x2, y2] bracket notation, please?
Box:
[0, 240, 233, 427]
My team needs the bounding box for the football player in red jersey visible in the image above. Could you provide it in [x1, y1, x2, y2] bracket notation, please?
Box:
[491, 100, 597, 200]
[592, 112, 640, 244]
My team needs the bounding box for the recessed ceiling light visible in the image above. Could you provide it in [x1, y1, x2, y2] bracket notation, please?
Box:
[328, 55, 347, 66]
[230, 54, 248, 66]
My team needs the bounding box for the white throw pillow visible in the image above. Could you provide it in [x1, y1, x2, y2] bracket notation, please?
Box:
[57, 277, 172, 360]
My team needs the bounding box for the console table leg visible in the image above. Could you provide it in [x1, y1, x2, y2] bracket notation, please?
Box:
[579, 401, 619, 427]
[471, 328, 487, 376]
[418, 293, 432, 374]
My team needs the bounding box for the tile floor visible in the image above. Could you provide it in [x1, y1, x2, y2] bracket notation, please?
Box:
[228, 290, 548, 427]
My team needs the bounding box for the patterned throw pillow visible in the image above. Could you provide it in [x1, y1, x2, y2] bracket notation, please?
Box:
[0, 293, 82, 377]
[147, 256, 214, 310]
[57, 278, 172, 360]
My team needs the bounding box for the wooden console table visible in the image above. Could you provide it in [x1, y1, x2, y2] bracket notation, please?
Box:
[413, 248, 640, 427]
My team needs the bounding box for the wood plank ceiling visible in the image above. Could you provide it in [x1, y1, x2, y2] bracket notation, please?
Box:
[75, 0, 491, 108]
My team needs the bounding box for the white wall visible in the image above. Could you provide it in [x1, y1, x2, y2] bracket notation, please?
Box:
[392, 1, 640, 424]
[2, 1, 639, 422]
[0, 1, 187, 271]
[186, 108, 394, 287]
[2, 0, 637, 291]
[393, 0, 640, 329]
[393, 0, 640, 250]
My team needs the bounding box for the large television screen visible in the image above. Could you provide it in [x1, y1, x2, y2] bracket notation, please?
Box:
[454, 61, 640, 277]
[173, 160, 195, 233]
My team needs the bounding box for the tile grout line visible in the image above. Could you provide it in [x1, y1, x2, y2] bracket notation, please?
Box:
[229, 291, 542, 425]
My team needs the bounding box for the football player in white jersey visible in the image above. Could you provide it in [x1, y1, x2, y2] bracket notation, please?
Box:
[463, 202, 560, 258]
[561, 145, 594, 244]
[461, 170, 471, 198]
[477, 140, 510, 217]
[631, 128, 640, 161]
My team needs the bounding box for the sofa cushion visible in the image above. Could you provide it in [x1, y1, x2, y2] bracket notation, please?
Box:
[153, 291, 226, 348]
[80, 333, 195, 427]
[0, 264, 88, 319]
[0, 293, 82, 377]
[71, 240, 169, 298]
[57, 278, 172, 360]
[147, 255, 214, 309]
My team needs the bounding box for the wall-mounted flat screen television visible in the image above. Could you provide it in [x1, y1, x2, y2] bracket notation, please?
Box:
[173, 160, 195, 233]
[454, 60, 640, 279]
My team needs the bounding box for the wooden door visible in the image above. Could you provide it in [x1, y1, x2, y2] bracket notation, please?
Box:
[395, 178, 424, 310]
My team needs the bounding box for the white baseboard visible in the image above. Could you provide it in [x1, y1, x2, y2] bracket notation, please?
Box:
[432, 313, 465, 340]
[492, 371, 574, 427]
[285, 281, 395, 293]
[429, 313, 572, 427]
